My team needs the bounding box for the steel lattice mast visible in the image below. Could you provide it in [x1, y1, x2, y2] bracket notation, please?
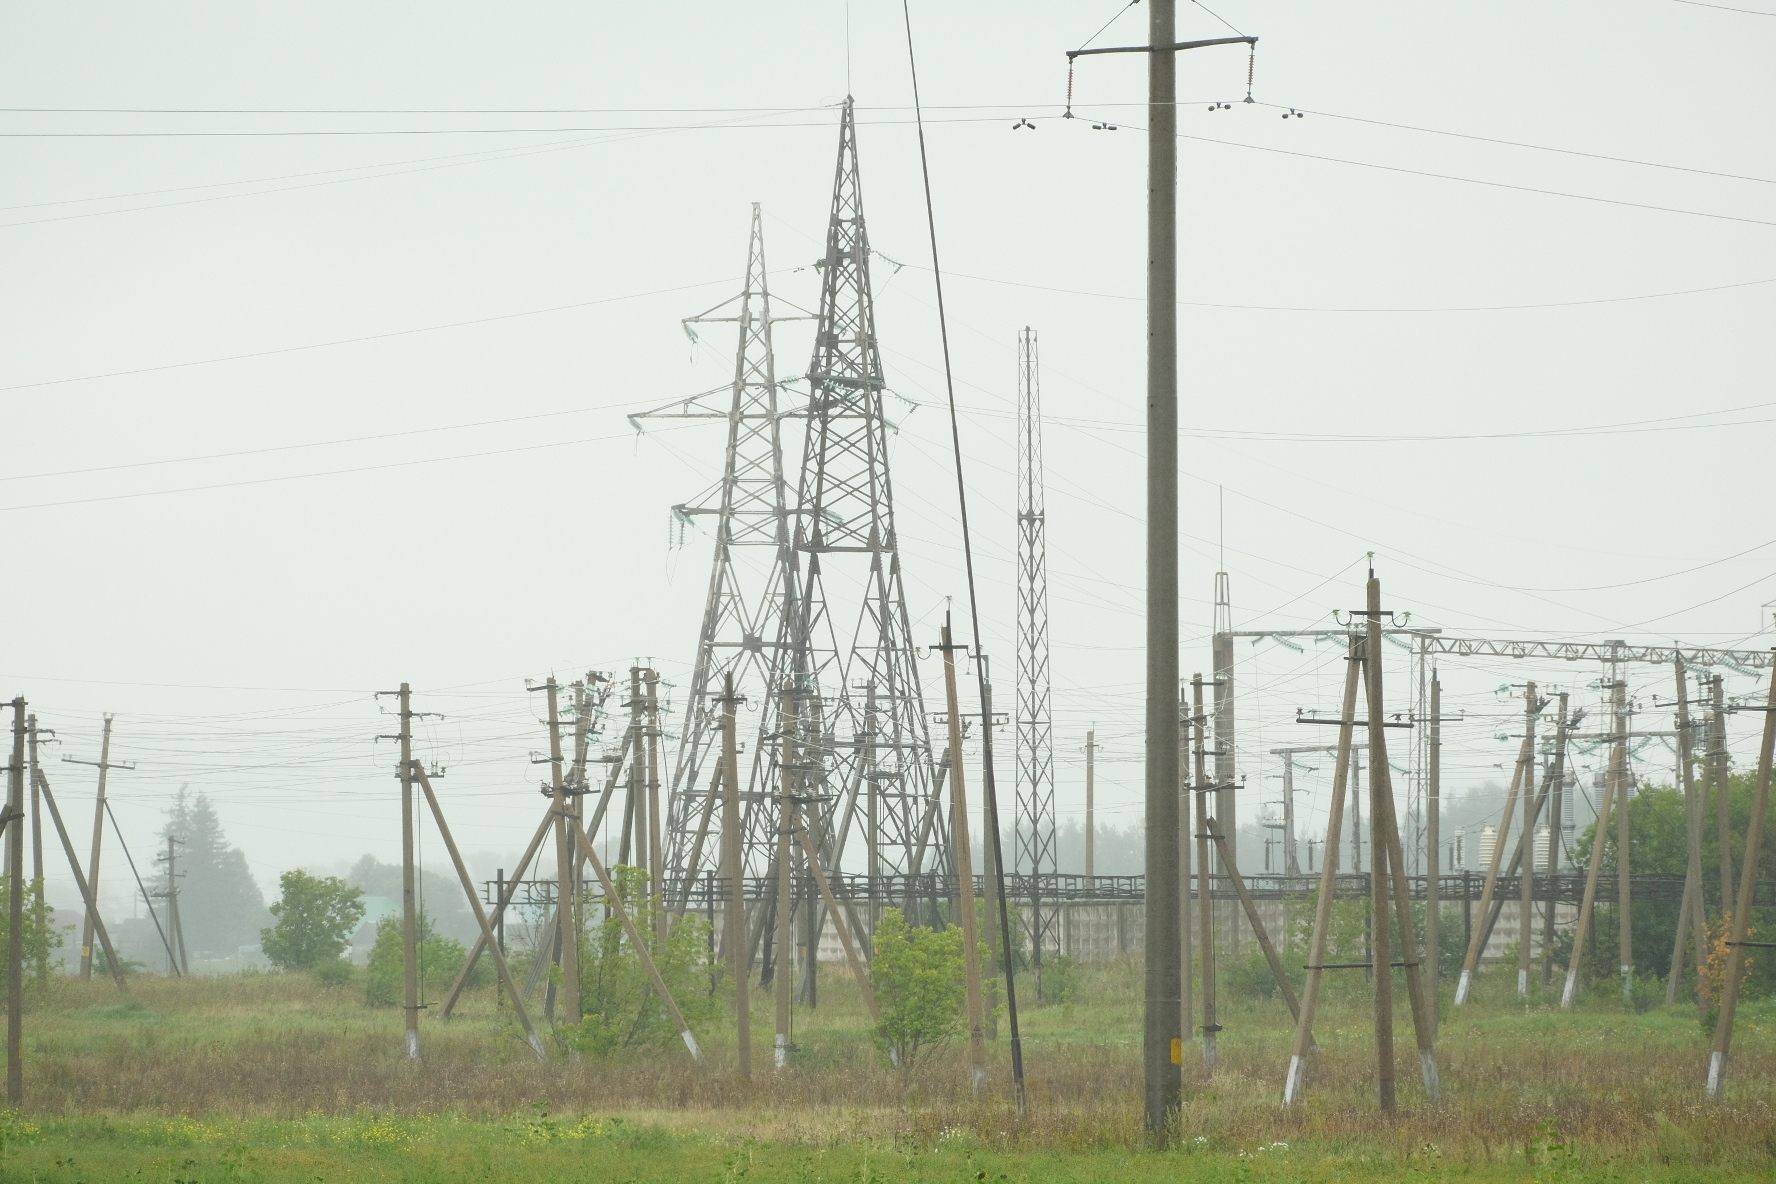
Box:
[756, 97, 945, 888]
[639, 204, 802, 881]
[1012, 327, 1057, 964]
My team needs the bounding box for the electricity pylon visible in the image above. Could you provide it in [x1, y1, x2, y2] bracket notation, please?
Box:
[639, 204, 802, 880]
[1012, 327, 1057, 970]
[758, 97, 944, 888]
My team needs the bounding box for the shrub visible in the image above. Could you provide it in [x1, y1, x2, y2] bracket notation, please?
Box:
[312, 958, 355, 988]
[870, 907, 966, 1073]
[364, 913, 473, 1006]
[261, 870, 365, 971]
[566, 865, 717, 1058]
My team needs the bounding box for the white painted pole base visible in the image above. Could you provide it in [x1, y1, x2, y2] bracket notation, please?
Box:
[680, 1030, 702, 1063]
[406, 1031, 421, 1060]
[1203, 1033, 1217, 1072]
[774, 1033, 787, 1070]
[1454, 968, 1473, 1006]
[1283, 1055, 1306, 1106]
[1518, 969, 1528, 998]
[526, 1032, 547, 1062]
[1706, 1050, 1726, 1100]
[970, 1064, 988, 1097]
[1560, 966, 1579, 1009]
[1621, 966, 1633, 1001]
[1420, 1051, 1441, 1102]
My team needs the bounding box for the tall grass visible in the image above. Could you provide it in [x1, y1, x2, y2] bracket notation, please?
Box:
[16, 956, 1775, 1170]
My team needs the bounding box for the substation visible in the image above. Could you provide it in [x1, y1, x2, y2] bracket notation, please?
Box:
[7, 21, 1773, 1132]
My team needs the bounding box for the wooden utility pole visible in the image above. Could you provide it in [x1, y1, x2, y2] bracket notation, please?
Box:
[544, 678, 581, 1031]
[1191, 675, 1217, 1072]
[774, 684, 796, 1070]
[1561, 732, 1618, 1009]
[1704, 659, 1776, 1100]
[1427, 672, 1441, 1025]
[1363, 639, 1395, 1113]
[162, 834, 189, 974]
[718, 674, 749, 1078]
[1084, 728, 1096, 880]
[1282, 636, 1359, 1106]
[391, 682, 420, 1059]
[33, 768, 129, 994]
[1610, 673, 1633, 1001]
[1358, 575, 1440, 1105]
[1454, 698, 1534, 1007]
[7, 698, 26, 1107]
[409, 765, 547, 1061]
[940, 621, 989, 1096]
[68, 714, 131, 981]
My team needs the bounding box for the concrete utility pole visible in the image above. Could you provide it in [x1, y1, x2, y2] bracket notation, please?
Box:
[7, 698, 25, 1107]
[1705, 659, 1776, 1100]
[719, 674, 749, 1078]
[544, 679, 581, 1031]
[1709, 675, 1733, 918]
[1427, 672, 1441, 1024]
[645, 670, 665, 943]
[774, 685, 796, 1071]
[1520, 691, 1556, 998]
[398, 683, 420, 1060]
[1364, 642, 1396, 1112]
[161, 834, 189, 974]
[1349, 749, 1364, 874]
[940, 620, 989, 1097]
[1177, 689, 1193, 1054]
[1562, 719, 1619, 1009]
[24, 717, 47, 987]
[1610, 670, 1633, 1001]
[1668, 663, 1710, 1006]
[1281, 755, 1301, 875]
[67, 715, 132, 981]
[1084, 729, 1097, 880]
[1543, 693, 1571, 989]
[1061, 3, 1256, 1138]
[1191, 675, 1217, 1073]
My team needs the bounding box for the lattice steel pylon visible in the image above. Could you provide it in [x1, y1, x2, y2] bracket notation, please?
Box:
[640, 204, 803, 883]
[1012, 327, 1057, 968]
[755, 97, 946, 891]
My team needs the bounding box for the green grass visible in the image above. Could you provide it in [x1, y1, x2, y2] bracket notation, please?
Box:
[4, 958, 1774, 1180]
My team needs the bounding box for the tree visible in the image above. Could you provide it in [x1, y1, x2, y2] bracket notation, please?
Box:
[345, 855, 477, 945]
[0, 879, 66, 996]
[869, 908, 966, 1074]
[164, 789, 270, 958]
[261, 870, 366, 970]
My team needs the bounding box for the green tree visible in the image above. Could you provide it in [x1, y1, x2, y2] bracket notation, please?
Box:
[260, 870, 366, 970]
[364, 911, 480, 1006]
[164, 789, 270, 958]
[566, 865, 717, 1057]
[0, 879, 66, 996]
[869, 908, 966, 1073]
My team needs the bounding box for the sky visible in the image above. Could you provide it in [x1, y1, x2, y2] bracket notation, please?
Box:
[1, 2, 1772, 921]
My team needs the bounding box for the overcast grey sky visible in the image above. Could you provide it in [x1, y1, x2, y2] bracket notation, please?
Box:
[2, 2, 1772, 913]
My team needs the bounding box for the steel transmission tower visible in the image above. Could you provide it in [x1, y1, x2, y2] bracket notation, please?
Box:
[639, 204, 801, 881]
[1012, 328, 1057, 965]
[758, 97, 945, 890]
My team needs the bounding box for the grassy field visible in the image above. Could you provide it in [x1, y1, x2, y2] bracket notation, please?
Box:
[3, 959, 1773, 1181]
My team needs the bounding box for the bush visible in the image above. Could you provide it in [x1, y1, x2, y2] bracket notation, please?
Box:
[312, 958, 355, 988]
[1039, 953, 1082, 1005]
[870, 907, 966, 1073]
[364, 913, 474, 1006]
[261, 870, 365, 971]
[566, 865, 717, 1058]
[0, 880, 66, 996]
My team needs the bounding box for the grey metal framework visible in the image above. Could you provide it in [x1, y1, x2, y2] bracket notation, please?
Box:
[1012, 327, 1057, 955]
[640, 205, 801, 881]
[1419, 636, 1776, 670]
[752, 98, 944, 884]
